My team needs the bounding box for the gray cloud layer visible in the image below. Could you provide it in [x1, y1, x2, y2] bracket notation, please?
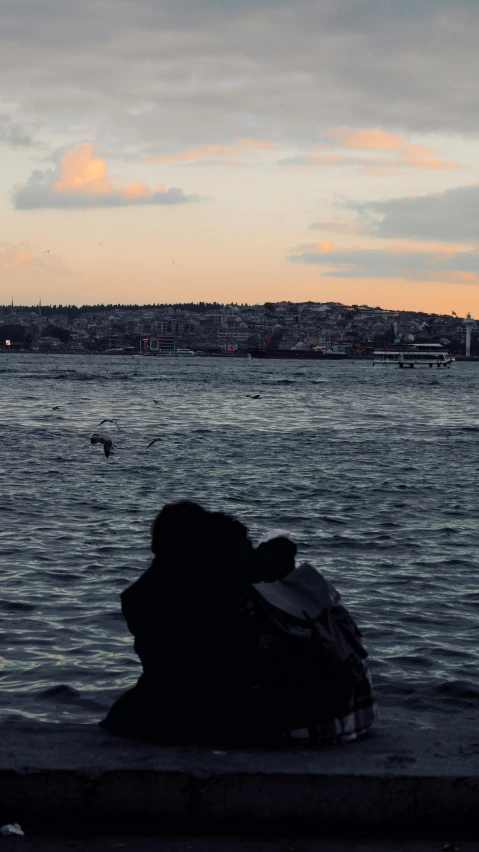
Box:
[351, 184, 479, 242]
[2, 0, 479, 150]
[288, 246, 479, 282]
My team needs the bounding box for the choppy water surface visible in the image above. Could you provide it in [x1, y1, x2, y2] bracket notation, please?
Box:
[1, 354, 478, 729]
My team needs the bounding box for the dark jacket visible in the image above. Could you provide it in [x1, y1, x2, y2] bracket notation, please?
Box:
[100, 555, 262, 744]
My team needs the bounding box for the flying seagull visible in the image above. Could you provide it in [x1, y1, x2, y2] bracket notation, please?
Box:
[146, 438, 162, 449]
[98, 418, 120, 429]
[91, 434, 113, 458]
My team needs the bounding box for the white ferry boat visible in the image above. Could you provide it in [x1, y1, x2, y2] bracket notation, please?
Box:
[373, 343, 453, 368]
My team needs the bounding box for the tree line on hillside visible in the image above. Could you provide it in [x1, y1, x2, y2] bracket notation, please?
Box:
[2, 302, 228, 319]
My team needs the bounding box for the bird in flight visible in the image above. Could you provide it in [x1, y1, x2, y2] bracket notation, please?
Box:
[91, 434, 113, 458]
[98, 418, 120, 429]
[146, 438, 162, 449]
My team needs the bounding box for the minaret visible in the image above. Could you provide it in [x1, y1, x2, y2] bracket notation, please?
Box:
[464, 312, 475, 358]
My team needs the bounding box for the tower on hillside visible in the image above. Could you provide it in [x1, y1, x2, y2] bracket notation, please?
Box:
[463, 312, 475, 358]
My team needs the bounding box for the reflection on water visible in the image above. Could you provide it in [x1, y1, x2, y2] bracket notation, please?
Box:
[0, 354, 478, 729]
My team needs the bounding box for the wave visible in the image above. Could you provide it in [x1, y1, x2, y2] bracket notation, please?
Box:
[317, 535, 395, 550]
[0, 599, 37, 612]
[433, 680, 479, 701]
[38, 684, 107, 710]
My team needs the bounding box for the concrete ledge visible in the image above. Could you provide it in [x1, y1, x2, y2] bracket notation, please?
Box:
[1, 723, 479, 835]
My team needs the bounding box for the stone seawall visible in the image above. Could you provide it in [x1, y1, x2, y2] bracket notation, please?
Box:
[0, 722, 478, 836]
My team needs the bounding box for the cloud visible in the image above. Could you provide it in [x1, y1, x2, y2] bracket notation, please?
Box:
[287, 243, 479, 283]
[0, 114, 33, 147]
[325, 128, 407, 151]
[12, 142, 202, 209]
[236, 138, 275, 150]
[3, 0, 479, 151]
[279, 127, 464, 172]
[289, 240, 335, 253]
[0, 242, 68, 274]
[142, 138, 274, 164]
[350, 183, 479, 242]
[0, 243, 33, 273]
[142, 144, 239, 164]
[308, 221, 364, 234]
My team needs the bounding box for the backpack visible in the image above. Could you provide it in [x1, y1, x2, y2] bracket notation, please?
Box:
[250, 563, 369, 731]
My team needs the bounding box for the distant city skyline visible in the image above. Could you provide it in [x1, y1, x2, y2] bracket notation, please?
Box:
[1, 1, 479, 315]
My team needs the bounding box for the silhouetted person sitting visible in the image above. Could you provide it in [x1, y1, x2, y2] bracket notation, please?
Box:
[100, 501, 263, 744]
[100, 502, 376, 745]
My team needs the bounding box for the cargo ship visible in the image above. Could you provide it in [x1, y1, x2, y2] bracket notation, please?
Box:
[249, 348, 348, 360]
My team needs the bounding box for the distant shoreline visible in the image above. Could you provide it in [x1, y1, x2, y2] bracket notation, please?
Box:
[1, 351, 478, 361]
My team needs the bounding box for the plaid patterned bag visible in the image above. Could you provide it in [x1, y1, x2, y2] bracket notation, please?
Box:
[251, 563, 378, 743]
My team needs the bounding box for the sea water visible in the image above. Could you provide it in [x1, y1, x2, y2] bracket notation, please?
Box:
[1, 354, 478, 730]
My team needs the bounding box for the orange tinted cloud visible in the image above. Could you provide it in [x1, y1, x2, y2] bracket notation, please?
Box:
[143, 139, 275, 163]
[326, 128, 407, 150]
[54, 143, 112, 195]
[14, 143, 201, 208]
[308, 221, 365, 234]
[0, 243, 33, 273]
[0, 243, 69, 275]
[400, 152, 463, 170]
[289, 239, 336, 253]
[143, 144, 238, 163]
[281, 128, 465, 172]
[327, 131, 462, 169]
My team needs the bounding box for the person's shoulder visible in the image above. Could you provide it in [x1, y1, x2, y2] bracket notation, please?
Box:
[121, 563, 157, 606]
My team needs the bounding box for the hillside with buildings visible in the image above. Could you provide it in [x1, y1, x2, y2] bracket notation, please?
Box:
[0, 301, 477, 357]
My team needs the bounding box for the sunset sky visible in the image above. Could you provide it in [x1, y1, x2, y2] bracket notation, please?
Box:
[1, 0, 479, 314]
